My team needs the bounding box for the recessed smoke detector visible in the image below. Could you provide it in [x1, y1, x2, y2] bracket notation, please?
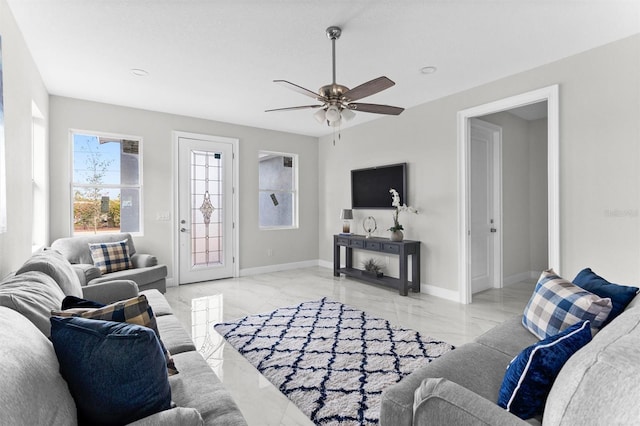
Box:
[420, 66, 437, 75]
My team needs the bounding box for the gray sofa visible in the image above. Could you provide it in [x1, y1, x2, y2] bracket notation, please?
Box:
[380, 293, 640, 425]
[51, 232, 168, 293]
[0, 250, 246, 426]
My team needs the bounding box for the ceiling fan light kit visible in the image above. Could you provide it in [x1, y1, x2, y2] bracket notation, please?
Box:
[266, 26, 404, 128]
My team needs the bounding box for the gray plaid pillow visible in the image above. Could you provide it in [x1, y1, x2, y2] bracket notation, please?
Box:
[522, 269, 612, 339]
[88, 239, 132, 274]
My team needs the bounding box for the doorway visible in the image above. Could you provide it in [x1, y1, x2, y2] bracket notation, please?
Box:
[174, 132, 239, 284]
[458, 85, 560, 304]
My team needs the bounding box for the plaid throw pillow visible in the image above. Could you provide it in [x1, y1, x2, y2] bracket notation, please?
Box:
[89, 240, 132, 274]
[522, 269, 612, 339]
[51, 295, 178, 375]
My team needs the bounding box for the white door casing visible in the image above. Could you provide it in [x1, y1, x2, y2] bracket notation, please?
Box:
[457, 84, 560, 304]
[470, 119, 502, 294]
[174, 132, 239, 284]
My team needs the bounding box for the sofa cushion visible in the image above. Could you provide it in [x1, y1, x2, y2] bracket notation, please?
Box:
[89, 239, 133, 273]
[52, 294, 178, 375]
[170, 351, 247, 425]
[497, 320, 592, 420]
[128, 407, 204, 426]
[157, 314, 198, 355]
[90, 263, 168, 286]
[474, 315, 539, 358]
[0, 307, 77, 425]
[573, 268, 639, 326]
[522, 269, 612, 339]
[50, 316, 172, 425]
[0, 271, 65, 336]
[16, 250, 83, 297]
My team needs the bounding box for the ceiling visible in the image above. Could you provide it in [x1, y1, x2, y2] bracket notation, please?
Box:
[6, 1, 639, 137]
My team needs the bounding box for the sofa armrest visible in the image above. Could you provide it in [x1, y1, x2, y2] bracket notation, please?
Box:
[413, 378, 530, 426]
[131, 253, 158, 268]
[71, 264, 101, 286]
[81, 280, 139, 304]
[127, 407, 203, 426]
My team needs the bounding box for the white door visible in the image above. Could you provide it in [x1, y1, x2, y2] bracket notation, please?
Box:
[178, 135, 235, 284]
[470, 119, 501, 294]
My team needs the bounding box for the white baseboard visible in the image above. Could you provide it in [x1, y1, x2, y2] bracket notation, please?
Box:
[503, 271, 538, 287]
[166, 277, 177, 287]
[419, 283, 459, 302]
[240, 260, 321, 277]
[318, 259, 333, 270]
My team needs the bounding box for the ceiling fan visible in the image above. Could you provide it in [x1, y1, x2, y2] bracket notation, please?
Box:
[266, 26, 404, 127]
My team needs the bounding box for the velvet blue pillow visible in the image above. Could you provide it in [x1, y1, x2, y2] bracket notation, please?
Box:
[498, 320, 592, 419]
[50, 316, 172, 425]
[573, 268, 639, 326]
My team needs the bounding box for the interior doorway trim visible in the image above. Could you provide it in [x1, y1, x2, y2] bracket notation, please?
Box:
[172, 131, 240, 284]
[457, 84, 560, 304]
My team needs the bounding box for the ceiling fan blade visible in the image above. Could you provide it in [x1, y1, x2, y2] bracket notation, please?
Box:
[348, 103, 404, 115]
[342, 76, 395, 102]
[274, 80, 326, 101]
[265, 105, 324, 113]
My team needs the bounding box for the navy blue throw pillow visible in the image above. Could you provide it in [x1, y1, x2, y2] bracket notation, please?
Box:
[50, 316, 172, 425]
[573, 268, 639, 326]
[497, 320, 592, 420]
[61, 295, 105, 310]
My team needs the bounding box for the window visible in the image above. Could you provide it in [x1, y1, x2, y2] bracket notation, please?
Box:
[258, 151, 298, 229]
[72, 132, 142, 235]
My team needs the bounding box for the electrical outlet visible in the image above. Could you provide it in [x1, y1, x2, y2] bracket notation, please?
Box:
[267, 249, 273, 257]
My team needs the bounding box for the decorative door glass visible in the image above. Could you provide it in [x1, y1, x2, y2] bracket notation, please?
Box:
[190, 150, 223, 267]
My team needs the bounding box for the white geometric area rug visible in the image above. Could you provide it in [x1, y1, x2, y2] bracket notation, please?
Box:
[214, 297, 454, 425]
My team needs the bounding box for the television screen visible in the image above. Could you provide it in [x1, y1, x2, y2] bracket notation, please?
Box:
[351, 163, 406, 209]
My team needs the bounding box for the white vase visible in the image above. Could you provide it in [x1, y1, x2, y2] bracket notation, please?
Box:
[390, 230, 404, 242]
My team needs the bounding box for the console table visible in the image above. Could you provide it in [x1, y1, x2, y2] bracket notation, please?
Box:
[333, 234, 420, 296]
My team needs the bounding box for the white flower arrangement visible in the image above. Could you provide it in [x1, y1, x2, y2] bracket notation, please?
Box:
[388, 188, 418, 232]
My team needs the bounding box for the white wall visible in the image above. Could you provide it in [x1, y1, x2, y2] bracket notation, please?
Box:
[0, 0, 49, 277]
[528, 118, 548, 273]
[319, 34, 640, 298]
[49, 97, 319, 281]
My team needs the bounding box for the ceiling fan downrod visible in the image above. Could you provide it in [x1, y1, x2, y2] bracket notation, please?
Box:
[326, 26, 341, 86]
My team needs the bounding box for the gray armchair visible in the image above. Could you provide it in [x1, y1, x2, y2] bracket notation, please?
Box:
[51, 233, 167, 293]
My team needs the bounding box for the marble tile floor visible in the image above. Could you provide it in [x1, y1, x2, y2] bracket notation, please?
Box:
[164, 266, 536, 426]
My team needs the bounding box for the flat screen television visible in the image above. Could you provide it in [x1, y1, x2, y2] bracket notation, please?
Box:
[351, 163, 407, 209]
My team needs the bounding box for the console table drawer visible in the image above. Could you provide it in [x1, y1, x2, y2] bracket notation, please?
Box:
[350, 239, 364, 248]
[337, 237, 350, 246]
[382, 244, 400, 254]
[364, 241, 381, 251]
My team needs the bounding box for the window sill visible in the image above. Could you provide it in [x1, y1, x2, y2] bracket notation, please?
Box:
[259, 226, 299, 231]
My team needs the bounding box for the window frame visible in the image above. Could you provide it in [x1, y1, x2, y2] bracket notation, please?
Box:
[32, 101, 47, 251]
[258, 150, 299, 230]
[70, 129, 144, 236]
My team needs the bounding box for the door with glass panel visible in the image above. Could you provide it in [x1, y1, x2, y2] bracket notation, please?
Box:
[178, 136, 234, 284]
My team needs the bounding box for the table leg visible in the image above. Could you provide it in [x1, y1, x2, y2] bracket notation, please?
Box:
[412, 245, 421, 293]
[399, 248, 408, 296]
[333, 242, 340, 277]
